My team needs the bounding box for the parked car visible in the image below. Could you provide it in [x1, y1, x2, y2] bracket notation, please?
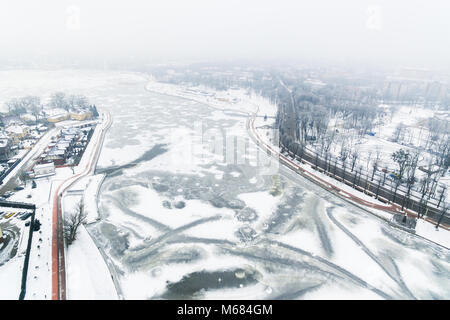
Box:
[20, 212, 32, 220]
[2, 191, 14, 198]
[4, 212, 15, 219]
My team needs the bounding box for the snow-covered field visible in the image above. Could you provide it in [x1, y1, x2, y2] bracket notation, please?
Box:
[0, 70, 449, 300]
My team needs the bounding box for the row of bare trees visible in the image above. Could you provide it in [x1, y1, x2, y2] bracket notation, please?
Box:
[3, 92, 90, 119]
[5, 96, 41, 121]
[50, 92, 89, 111]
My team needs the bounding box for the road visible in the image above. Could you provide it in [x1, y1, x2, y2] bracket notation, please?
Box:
[51, 110, 112, 300]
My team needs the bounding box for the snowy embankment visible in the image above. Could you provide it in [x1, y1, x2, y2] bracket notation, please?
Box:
[65, 224, 118, 300]
[145, 79, 277, 118]
[83, 175, 105, 223]
[68, 174, 105, 224]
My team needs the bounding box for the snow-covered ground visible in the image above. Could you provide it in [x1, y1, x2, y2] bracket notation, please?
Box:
[325, 103, 450, 200]
[63, 194, 117, 300]
[0, 70, 449, 300]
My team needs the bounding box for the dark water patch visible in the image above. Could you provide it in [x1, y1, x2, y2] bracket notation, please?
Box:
[160, 268, 259, 299]
[174, 201, 186, 209]
[209, 195, 229, 208]
[108, 169, 123, 178]
[100, 222, 130, 257]
[228, 199, 246, 210]
[265, 189, 304, 234]
[152, 183, 170, 193]
[96, 144, 168, 175]
[312, 202, 333, 257]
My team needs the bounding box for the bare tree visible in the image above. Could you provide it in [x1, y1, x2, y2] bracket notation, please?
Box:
[67, 94, 77, 110]
[402, 151, 419, 210]
[68, 94, 89, 110]
[437, 185, 447, 208]
[371, 148, 381, 181]
[75, 95, 89, 109]
[5, 98, 19, 113]
[418, 176, 432, 218]
[392, 122, 405, 142]
[340, 143, 349, 181]
[436, 202, 449, 230]
[50, 92, 69, 111]
[391, 149, 410, 203]
[350, 149, 359, 172]
[6, 97, 26, 115]
[63, 199, 88, 246]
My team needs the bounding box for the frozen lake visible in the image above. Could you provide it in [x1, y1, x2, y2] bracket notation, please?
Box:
[90, 72, 450, 300]
[1, 70, 449, 299]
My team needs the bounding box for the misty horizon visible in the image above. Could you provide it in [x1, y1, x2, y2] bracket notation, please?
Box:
[0, 0, 449, 72]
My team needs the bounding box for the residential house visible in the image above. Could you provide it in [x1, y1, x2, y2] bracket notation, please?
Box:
[33, 162, 55, 178]
[5, 125, 28, 144]
[69, 108, 93, 121]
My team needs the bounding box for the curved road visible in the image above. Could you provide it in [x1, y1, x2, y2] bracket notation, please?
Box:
[51, 110, 112, 300]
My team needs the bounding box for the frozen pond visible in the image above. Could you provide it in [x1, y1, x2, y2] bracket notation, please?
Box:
[0, 70, 449, 299]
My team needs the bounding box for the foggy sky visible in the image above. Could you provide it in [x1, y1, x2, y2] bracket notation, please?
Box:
[0, 0, 449, 69]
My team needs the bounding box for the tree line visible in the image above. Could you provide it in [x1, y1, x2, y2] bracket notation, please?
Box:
[3, 92, 98, 121]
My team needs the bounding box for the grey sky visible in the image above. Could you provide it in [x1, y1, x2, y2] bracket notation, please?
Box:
[0, 0, 449, 69]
